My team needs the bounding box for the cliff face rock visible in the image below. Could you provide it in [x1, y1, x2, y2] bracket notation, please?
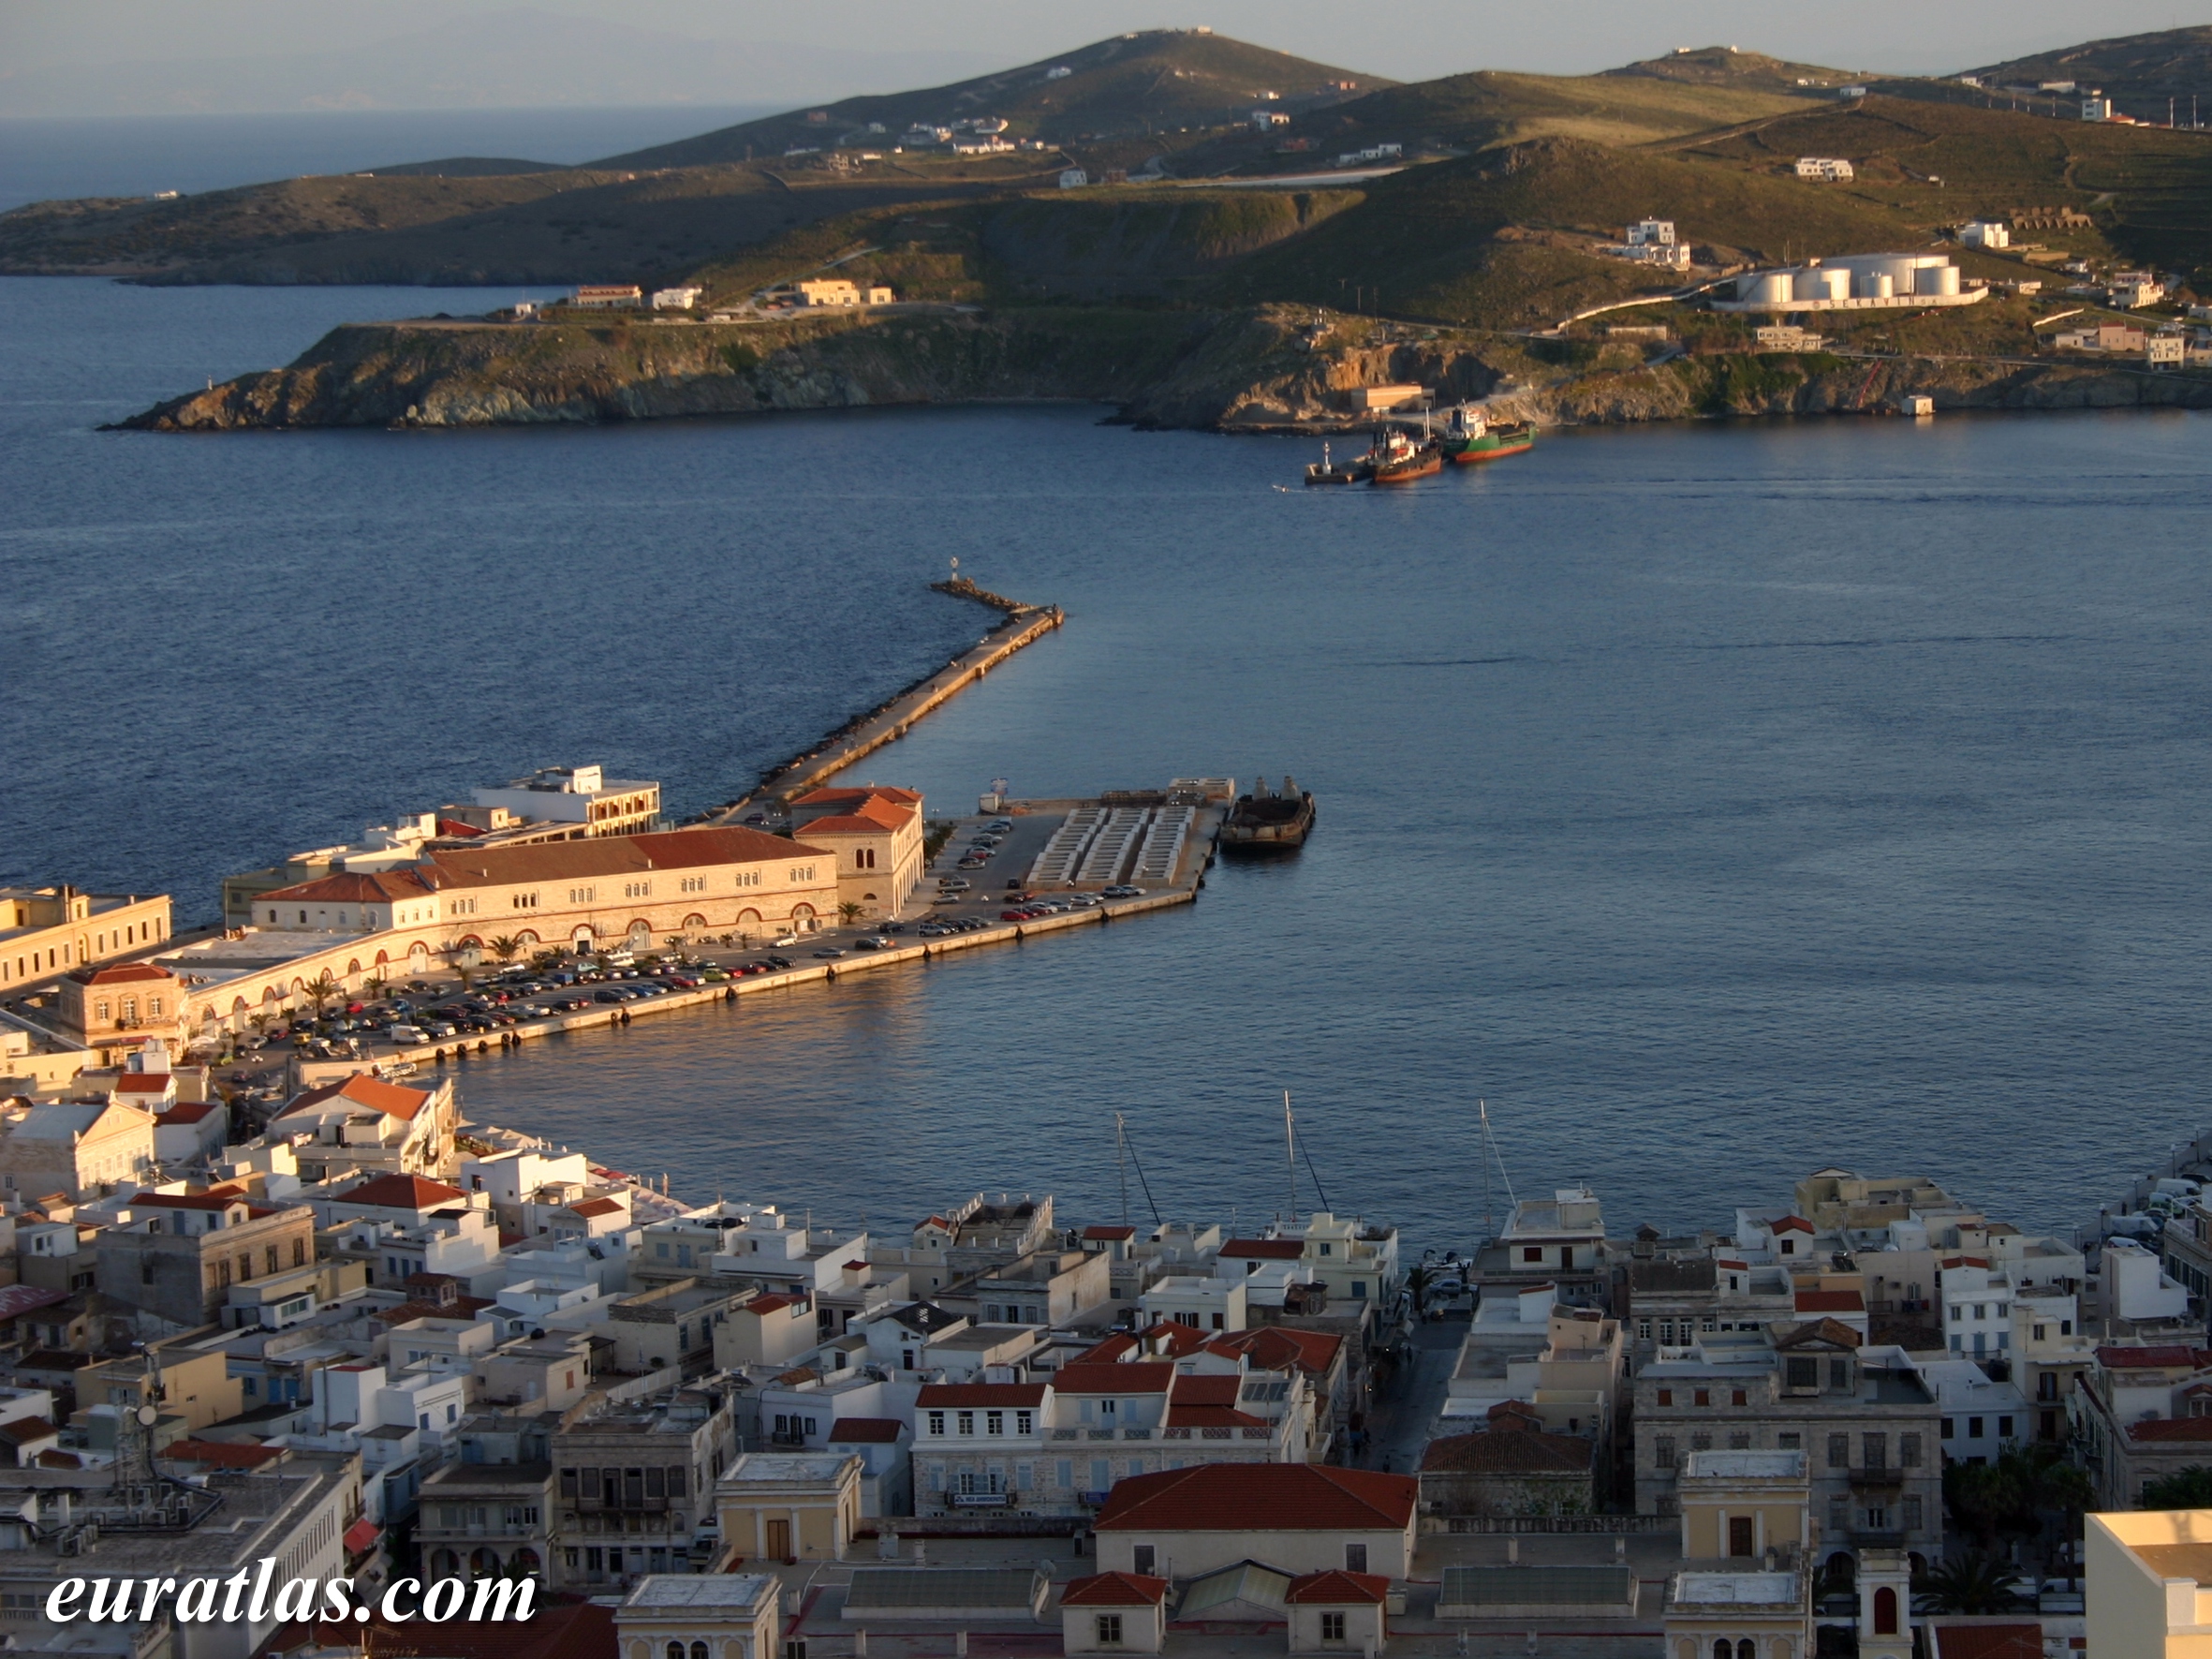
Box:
[116, 304, 2212, 435]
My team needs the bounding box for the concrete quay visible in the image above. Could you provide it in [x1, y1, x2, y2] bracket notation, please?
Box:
[301, 791, 1224, 1084]
[702, 600, 1064, 824]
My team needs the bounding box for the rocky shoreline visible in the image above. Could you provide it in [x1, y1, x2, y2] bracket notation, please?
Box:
[114, 304, 2212, 436]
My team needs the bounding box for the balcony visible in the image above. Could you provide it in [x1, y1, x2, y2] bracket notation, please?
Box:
[951, 1491, 1013, 1508]
[1848, 1467, 1905, 1489]
[1122, 1429, 1152, 1441]
[1086, 1429, 1115, 1441]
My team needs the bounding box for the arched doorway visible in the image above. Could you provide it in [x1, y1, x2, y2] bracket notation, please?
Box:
[790, 903, 817, 932]
[625, 919, 653, 951]
[509, 1547, 540, 1581]
[572, 925, 595, 951]
[682, 913, 708, 934]
[469, 1546, 502, 1579]
[430, 1548, 461, 1578]
[1873, 1585, 1898, 1636]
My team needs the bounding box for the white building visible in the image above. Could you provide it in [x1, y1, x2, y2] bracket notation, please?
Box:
[1793, 157, 1855, 182]
[2082, 96, 2114, 121]
[1058, 169, 1088, 188]
[469, 764, 661, 836]
[1716, 253, 1983, 314]
[1250, 110, 1290, 130]
[651, 288, 704, 310]
[2107, 1238, 2190, 1322]
[1919, 1356, 2028, 1464]
[1627, 218, 1676, 246]
[1142, 1273, 1246, 1332]
[1959, 219, 2011, 249]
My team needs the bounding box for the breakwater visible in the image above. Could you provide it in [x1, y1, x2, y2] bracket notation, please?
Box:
[699, 595, 1064, 824]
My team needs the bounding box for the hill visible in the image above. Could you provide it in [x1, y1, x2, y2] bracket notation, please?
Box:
[1964, 26, 2212, 123]
[1208, 137, 1931, 327]
[591, 30, 1390, 171]
[1604, 45, 1878, 95]
[1677, 93, 2212, 273]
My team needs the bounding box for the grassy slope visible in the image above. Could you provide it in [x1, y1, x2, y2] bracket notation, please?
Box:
[1964, 25, 2212, 119]
[594, 32, 1393, 169]
[1602, 46, 1879, 95]
[1212, 138, 1927, 327]
[1679, 95, 2212, 274]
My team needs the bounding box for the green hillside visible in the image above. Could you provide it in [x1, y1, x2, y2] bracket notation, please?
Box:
[1209, 137, 1931, 327]
[1603, 45, 1879, 95]
[1965, 26, 2212, 123]
[1678, 94, 2212, 273]
[592, 30, 1391, 170]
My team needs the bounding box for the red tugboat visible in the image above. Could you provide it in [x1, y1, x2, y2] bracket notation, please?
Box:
[1367, 422, 1443, 485]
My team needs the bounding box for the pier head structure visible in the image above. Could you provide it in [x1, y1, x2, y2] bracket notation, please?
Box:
[162, 822, 863, 1040]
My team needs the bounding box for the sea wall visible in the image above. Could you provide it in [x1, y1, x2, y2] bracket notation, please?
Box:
[117, 304, 2212, 434]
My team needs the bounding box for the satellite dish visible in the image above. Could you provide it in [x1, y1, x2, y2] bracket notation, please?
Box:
[136, 1404, 160, 1426]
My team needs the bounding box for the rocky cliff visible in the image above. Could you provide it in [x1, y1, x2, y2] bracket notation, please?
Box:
[117, 304, 2212, 434]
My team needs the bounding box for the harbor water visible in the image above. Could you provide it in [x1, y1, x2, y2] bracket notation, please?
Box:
[6, 276, 2212, 1247]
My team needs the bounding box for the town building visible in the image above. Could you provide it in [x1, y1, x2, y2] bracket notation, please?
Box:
[787, 787, 928, 920]
[1959, 219, 2011, 248]
[419, 1456, 555, 1583]
[2072, 1343, 2212, 1508]
[1793, 157, 1855, 181]
[616, 1574, 781, 1659]
[465, 764, 662, 838]
[95, 1191, 318, 1326]
[53, 961, 187, 1059]
[1419, 1400, 1594, 1518]
[651, 288, 704, 310]
[0, 884, 172, 992]
[1632, 1325, 1942, 1571]
[551, 1383, 737, 1592]
[0, 1097, 155, 1200]
[2086, 1506, 2212, 1654]
[1061, 1572, 1170, 1654]
[272, 1073, 458, 1182]
[1662, 1449, 1817, 1659]
[1092, 1463, 1418, 1579]
[714, 1450, 863, 1563]
[576, 286, 643, 307]
[795, 280, 893, 307]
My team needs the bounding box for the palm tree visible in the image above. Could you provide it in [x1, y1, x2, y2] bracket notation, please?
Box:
[302, 970, 341, 1020]
[836, 901, 864, 928]
[1918, 1551, 2025, 1615]
[1405, 1263, 1433, 1316]
[489, 936, 521, 969]
[362, 973, 388, 1005]
[2143, 1466, 2212, 1508]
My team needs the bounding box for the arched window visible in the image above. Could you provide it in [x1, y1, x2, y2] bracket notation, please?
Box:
[1713, 1642, 1731, 1659]
[1738, 1641, 1757, 1659]
[668, 1643, 686, 1659]
[691, 1644, 710, 1659]
[1874, 1585, 1898, 1636]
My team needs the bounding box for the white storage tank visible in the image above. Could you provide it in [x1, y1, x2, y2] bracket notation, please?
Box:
[1915, 264, 1961, 296]
[1738, 271, 1796, 304]
[1856, 271, 1895, 299]
[1810, 267, 1851, 302]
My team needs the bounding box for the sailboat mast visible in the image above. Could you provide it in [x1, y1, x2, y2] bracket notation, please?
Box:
[1480, 1099, 1492, 1237]
[1285, 1090, 1298, 1225]
[1116, 1112, 1129, 1226]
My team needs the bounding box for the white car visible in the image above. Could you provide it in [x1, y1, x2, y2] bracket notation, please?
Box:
[771, 933, 801, 948]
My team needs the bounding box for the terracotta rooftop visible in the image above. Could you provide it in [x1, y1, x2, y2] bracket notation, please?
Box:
[916, 1383, 1048, 1408]
[1794, 1290, 1866, 1314]
[257, 870, 438, 905]
[1286, 1571, 1391, 1606]
[1208, 1326, 1344, 1376]
[332, 1173, 468, 1209]
[280, 1073, 435, 1123]
[1096, 1464, 1417, 1533]
[827, 1418, 905, 1444]
[1054, 1362, 1172, 1396]
[424, 825, 829, 891]
[1220, 1237, 1304, 1259]
[1059, 1573, 1168, 1607]
[2097, 1345, 2212, 1370]
[68, 962, 176, 985]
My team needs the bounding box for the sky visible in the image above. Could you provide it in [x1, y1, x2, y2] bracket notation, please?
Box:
[4, 0, 2207, 117]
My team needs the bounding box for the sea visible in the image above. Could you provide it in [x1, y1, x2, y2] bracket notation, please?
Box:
[5, 274, 2211, 1253]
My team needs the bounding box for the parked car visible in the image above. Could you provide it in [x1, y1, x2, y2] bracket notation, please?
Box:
[854, 936, 891, 950]
[1102, 884, 1141, 897]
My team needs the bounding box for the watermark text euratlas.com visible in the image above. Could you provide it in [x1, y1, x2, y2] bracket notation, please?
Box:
[46, 1560, 537, 1625]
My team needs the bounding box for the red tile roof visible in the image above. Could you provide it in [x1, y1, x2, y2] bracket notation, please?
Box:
[1169, 1375, 1243, 1408]
[1939, 1256, 1992, 1270]
[132, 1192, 252, 1212]
[1076, 1335, 1139, 1365]
[828, 1418, 905, 1443]
[1083, 1224, 1138, 1241]
[793, 786, 922, 807]
[69, 962, 176, 985]
[2097, 1345, 2212, 1370]
[0, 1286, 67, 1321]
[274, 1600, 614, 1659]
[257, 870, 438, 905]
[113, 1074, 174, 1094]
[1926, 1626, 2045, 1659]
[2128, 1417, 2212, 1442]
[0, 1418, 57, 1446]
[1054, 1362, 1172, 1396]
[425, 825, 829, 891]
[1208, 1326, 1344, 1377]
[1771, 1216, 1815, 1234]
[1221, 1238, 1304, 1260]
[1285, 1571, 1390, 1607]
[1794, 1290, 1865, 1314]
[1095, 1465, 1417, 1533]
[1419, 1425, 1592, 1475]
[281, 1074, 435, 1123]
[1166, 1404, 1268, 1429]
[744, 1294, 806, 1315]
[802, 802, 910, 835]
[1140, 1324, 1211, 1358]
[567, 1197, 624, 1219]
[332, 1173, 468, 1210]
[343, 1518, 382, 1556]
[159, 1102, 223, 1124]
[160, 1438, 283, 1468]
[1060, 1573, 1168, 1607]
[916, 1383, 1049, 1408]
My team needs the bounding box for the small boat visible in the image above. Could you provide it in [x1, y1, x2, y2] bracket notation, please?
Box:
[1440, 405, 1537, 463]
[1367, 423, 1443, 484]
[1304, 439, 1370, 485]
[1221, 774, 1318, 849]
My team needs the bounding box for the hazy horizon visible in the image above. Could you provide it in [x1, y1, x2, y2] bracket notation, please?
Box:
[4, 0, 2205, 120]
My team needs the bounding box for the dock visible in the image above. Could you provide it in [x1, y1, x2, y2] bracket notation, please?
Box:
[296, 783, 1230, 1085]
[701, 595, 1063, 824]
